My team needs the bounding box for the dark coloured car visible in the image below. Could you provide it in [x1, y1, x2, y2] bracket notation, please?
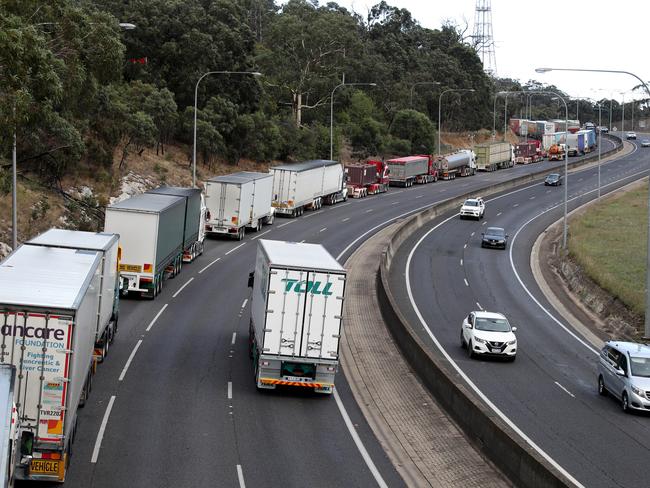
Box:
[481, 227, 508, 250]
[544, 173, 562, 186]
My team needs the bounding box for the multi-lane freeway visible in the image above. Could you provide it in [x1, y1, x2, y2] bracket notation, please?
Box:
[389, 136, 649, 488]
[56, 137, 629, 487]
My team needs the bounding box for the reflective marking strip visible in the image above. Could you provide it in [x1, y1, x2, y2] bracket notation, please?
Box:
[172, 277, 194, 298]
[225, 243, 245, 255]
[146, 304, 168, 332]
[199, 257, 220, 274]
[119, 340, 142, 381]
[260, 378, 331, 388]
[91, 395, 116, 463]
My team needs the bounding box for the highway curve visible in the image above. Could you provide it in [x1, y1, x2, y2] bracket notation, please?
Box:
[389, 136, 649, 488]
[54, 138, 617, 488]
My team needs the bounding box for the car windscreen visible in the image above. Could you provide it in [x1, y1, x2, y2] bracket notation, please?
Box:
[475, 317, 510, 332]
[486, 228, 504, 237]
[464, 201, 478, 206]
[547, 174, 559, 180]
[630, 356, 650, 377]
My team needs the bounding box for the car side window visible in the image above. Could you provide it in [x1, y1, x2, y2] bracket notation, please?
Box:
[607, 347, 620, 366]
[467, 313, 473, 326]
[618, 354, 628, 374]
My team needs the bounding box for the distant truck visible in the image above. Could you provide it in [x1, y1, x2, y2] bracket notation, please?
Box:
[0, 245, 101, 482]
[105, 193, 186, 298]
[0, 365, 16, 488]
[566, 132, 586, 156]
[146, 186, 206, 262]
[548, 143, 566, 161]
[386, 155, 438, 187]
[248, 240, 346, 395]
[26, 229, 120, 362]
[436, 150, 476, 180]
[345, 161, 389, 198]
[514, 142, 543, 164]
[475, 142, 513, 171]
[270, 160, 347, 217]
[204, 172, 274, 240]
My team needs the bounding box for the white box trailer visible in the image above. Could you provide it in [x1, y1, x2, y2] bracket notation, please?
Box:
[248, 240, 346, 394]
[205, 172, 274, 240]
[270, 160, 346, 217]
[26, 229, 120, 362]
[146, 187, 206, 262]
[104, 193, 186, 299]
[0, 245, 101, 482]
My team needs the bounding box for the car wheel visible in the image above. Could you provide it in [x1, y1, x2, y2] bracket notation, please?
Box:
[598, 375, 607, 396]
[622, 392, 630, 413]
[481, 242, 486, 248]
[467, 340, 475, 359]
[460, 330, 466, 349]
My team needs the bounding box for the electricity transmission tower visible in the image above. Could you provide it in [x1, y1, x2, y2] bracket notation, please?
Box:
[472, 0, 497, 76]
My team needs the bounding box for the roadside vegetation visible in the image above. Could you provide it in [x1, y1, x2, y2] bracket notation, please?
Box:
[568, 184, 648, 316]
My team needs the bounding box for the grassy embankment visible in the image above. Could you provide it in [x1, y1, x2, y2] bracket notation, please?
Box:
[568, 184, 648, 316]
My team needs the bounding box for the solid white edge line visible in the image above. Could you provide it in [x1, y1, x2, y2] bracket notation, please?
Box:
[334, 389, 389, 488]
[225, 243, 246, 255]
[231, 332, 237, 345]
[228, 381, 232, 400]
[199, 257, 221, 274]
[236, 464, 246, 488]
[251, 229, 272, 240]
[91, 395, 116, 463]
[146, 304, 168, 332]
[241, 299, 248, 309]
[406, 206, 588, 487]
[119, 340, 143, 382]
[172, 277, 194, 298]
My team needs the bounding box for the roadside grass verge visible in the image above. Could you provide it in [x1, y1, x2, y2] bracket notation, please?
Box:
[568, 183, 648, 317]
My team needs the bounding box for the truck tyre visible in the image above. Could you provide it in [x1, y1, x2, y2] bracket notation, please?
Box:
[238, 227, 245, 241]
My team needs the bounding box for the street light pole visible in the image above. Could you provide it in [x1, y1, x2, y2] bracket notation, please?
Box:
[192, 71, 261, 187]
[410, 81, 439, 109]
[438, 88, 475, 156]
[536, 66, 650, 337]
[330, 81, 376, 161]
[598, 103, 602, 199]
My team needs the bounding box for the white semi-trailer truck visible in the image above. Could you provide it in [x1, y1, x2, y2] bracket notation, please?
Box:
[270, 160, 347, 217]
[248, 240, 346, 394]
[0, 245, 101, 482]
[105, 193, 186, 298]
[204, 172, 274, 240]
[146, 186, 206, 262]
[26, 229, 120, 362]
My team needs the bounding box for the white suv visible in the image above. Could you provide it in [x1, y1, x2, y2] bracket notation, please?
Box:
[597, 341, 650, 413]
[461, 311, 517, 360]
[459, 198, 485, 220]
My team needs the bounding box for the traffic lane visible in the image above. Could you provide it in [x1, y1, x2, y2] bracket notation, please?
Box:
[399, 164, 650, 486]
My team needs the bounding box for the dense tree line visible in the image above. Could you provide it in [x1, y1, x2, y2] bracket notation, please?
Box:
[5, 0, 637, 192]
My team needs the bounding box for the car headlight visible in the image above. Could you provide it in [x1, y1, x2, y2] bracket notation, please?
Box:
[507, 339, 516, 345]
[631, 385, 644, 396]
[474, 337, 486, 344]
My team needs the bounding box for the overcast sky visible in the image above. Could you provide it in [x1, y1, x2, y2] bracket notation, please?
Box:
[332, 0, 649, 103]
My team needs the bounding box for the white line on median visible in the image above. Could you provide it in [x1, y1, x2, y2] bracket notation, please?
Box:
[228, 381, 232, 399]
[119, 340, 143, 381]
[554, 381, 576, 398]
[334, 390, 388, 488]
[231, 332, 237, 345]
[241, 299, 248, 309]
[172, 277, 194, 298]
[236, 465, 246, 488]
[91, 395, 116, 463]
[251, 229, 272, 240]
[199, 257, 221, 274]
[225, 243, 246, 255]
[146, 304, 168, 332]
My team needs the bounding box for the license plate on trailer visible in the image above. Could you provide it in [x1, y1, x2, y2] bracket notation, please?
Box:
[284, 376, 310, 382]
[29, 459, 61, 476]
[119, 264, 142, 273]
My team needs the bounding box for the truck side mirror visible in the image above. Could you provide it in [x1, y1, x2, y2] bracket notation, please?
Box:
[247, 271, 255, 288]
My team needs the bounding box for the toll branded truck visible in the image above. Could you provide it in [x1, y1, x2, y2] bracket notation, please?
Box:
[270, 160, 347, 217]
[386, 155, 438, 187]
[475, 141, 513, 171]
[0, 245, 101, 482]
[26, 229, 120, 362]
[104, 193, 186, 298]
[204, 172, 274, 240]
[146, 186, 206, 262]
[248, 240, 346, 395]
